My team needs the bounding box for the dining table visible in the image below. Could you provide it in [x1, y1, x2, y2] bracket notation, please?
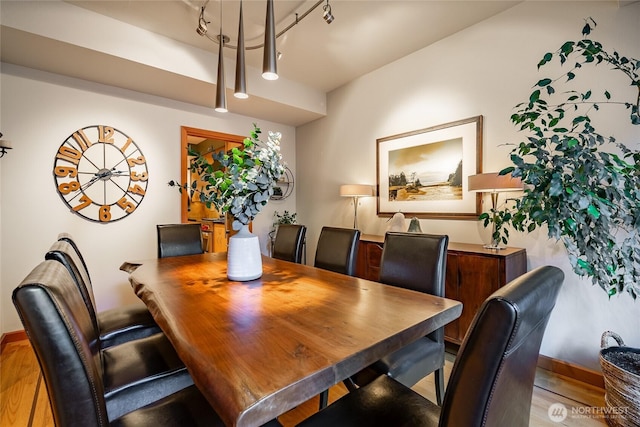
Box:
[121, 252, 462, 427]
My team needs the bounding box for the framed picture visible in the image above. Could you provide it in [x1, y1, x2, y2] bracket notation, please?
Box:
[377, 115, 483, 220]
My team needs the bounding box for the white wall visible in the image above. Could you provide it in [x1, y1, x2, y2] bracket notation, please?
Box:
[0, 64, 296, 333]
[297, 1, 640, 370]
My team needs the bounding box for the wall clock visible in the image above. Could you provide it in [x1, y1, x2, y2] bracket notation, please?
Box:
[53, 125, 149, 223]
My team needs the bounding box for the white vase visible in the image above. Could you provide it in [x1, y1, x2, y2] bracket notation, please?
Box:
[227, 224, 263, 281]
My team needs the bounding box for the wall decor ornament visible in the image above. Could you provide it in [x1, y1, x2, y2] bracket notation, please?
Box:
[377, 116, 483, 220]
[53, 125, 148, 223]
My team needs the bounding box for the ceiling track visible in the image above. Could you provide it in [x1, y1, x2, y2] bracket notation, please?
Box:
[202, 0, 325, 51]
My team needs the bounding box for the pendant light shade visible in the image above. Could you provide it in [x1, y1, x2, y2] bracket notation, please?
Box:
[215, 31, 227, 113]
[234, 0, 248, 99]
[196, 0, 334, 113]
[262, 0, 278, 80]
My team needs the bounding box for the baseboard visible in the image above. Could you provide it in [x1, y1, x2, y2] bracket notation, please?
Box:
[449, 342, 603, 389]
[0, 330, 27, 354]
[537, 354, 604, 389]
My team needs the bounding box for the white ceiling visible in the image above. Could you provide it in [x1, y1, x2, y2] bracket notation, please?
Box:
[66, 0, 521, 93]
[1, 0, 525, 125]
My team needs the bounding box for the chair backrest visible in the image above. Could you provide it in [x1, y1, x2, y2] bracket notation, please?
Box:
[273, 224, 307, 263]
[439, 265, 564, 427]
[314, 227, 361, 276]
[379, 232, 448, 296]
[58, 232, 92, 285]
[157, 223, 204, 258]
[13, 260, 107, 427]
[46, 240, 100, 333]
[379, 232, 448, 344]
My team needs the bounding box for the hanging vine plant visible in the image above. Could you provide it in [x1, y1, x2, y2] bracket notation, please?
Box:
[498, 18, 640, 298]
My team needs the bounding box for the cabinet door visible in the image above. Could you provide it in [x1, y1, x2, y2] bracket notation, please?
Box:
[456, 254, 500, 343]
[444, 254, 460, 342]
[213, 223, 228, 253]
[365, 243, 383, 281]
[356, 241, 383, 281]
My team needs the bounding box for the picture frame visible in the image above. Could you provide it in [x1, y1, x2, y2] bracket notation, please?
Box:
[377, 115, 483, 220]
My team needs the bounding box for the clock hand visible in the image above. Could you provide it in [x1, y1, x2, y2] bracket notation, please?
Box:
[91, 167, 128, 181]
[80, 175, 101, 192]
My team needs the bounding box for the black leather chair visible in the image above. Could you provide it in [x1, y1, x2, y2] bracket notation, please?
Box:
[313, 226, 361, 408]
[314, 226, 360, 276]
[349, 232, 449, 405]
[12, 260, 201, 424]
[157, 223, 204, 258]
[49, 236, 160, 348]
[296, 265, 565, 427]
[272, 224, 307, 263]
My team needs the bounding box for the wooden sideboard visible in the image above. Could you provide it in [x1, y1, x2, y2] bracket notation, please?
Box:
[356, 234, 527, 345]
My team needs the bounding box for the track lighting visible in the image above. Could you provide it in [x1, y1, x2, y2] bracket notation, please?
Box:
[234, 0, 248, 99]
[215, 33, 228, 113]
[197, 0, 334, 112]
[196, 6, 209, 36]
[323, 1, 334, 24]
[214, 1, 227, 113]
[262, 0, 278, 80]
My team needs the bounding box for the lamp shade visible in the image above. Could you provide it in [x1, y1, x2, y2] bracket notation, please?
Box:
[468, 172, 523, 193]
[262, 0, 278, 80]
[214, 35, 227, 113]
[234, 0, 248, 99]
[340, 184, 374, 197]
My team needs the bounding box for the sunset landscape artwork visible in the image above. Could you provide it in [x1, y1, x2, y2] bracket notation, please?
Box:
[377, 116, 482, 219]
[387, 137, 463, 202]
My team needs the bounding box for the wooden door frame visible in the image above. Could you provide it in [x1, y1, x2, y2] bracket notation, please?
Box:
[180, 126, 245, 222]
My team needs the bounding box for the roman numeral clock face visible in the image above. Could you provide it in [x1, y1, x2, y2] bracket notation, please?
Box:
[53, 125, 149, 223]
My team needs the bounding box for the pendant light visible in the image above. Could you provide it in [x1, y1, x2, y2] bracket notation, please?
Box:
[234, 0, 248, 99]
[214, 1, 227, 113]
[262, 0, 278, 80]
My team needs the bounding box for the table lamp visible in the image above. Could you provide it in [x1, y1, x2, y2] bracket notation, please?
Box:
[468, 172, 524, 249]
[340, 184, 374, 229]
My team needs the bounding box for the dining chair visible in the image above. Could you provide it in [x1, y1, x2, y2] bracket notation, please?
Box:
[12, 260, 197, 424]
[157, 223, 204, 258]
[314, 226, 360, 276]
[47, 238, 160, 348]
[296, 265, 565, 427]
[314, 226, 361, 408]
[272, 224, 307, 263]
[348, 232, 449, 405]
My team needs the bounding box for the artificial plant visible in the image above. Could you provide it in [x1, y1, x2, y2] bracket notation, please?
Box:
[497, 18, 639, 298]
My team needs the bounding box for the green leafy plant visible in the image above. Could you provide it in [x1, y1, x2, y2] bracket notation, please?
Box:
[497, 18, 640, 298]
[479, 203, 514, 248]
[268, 210, 298, 243]
[169, 124, 285, 230]
[274, 210, 297, 225]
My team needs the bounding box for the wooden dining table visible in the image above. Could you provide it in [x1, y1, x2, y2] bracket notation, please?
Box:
[122, 253, 462, 427]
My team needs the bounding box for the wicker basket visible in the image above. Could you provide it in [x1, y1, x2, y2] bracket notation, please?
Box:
[600, 331, 640, 427]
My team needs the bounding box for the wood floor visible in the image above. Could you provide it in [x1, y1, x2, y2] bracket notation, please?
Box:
[1, 340, 607, 426]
